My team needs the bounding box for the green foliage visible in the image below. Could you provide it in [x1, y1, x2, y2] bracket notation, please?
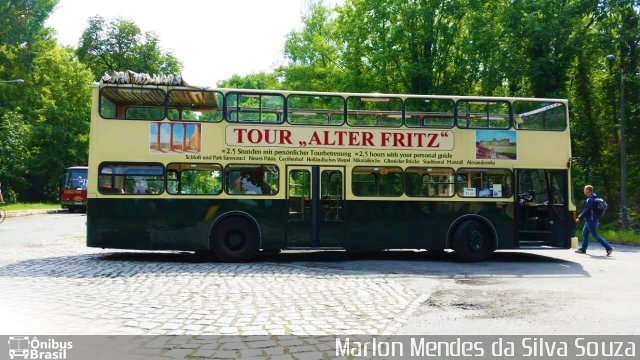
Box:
[76, 16, 182, 80]
[217, 72, 281, 89]
[271, 0, 640, 229]
[0, 110, 31, 195]
[0, 0, 638, 230]
[26, 42, 94, 200]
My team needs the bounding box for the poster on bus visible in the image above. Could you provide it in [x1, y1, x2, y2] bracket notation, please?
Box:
[475, 130, 517, 160]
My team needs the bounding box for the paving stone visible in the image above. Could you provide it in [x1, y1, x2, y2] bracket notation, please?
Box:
[0, 235, 425, 341]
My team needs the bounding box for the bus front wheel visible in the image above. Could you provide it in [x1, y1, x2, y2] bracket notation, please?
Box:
[452, 220, 493, 262]
[212, 217, 259, 262]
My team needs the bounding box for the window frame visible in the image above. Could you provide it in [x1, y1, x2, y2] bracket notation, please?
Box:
[224, 164, 280, 196]
[166, 163, 223, 196]
[167, 89, 224, 122]
[405, 167, 456, 198]
[404, 97, 455, 129]
[455, 168, 513, 198]
[99, 86, 167, 121]
[512, 101, 567, 131]
[98, 162, 165, 195]
[351, 166, 404, 197]
[286, 94, 346, 126]
[455, 99, 512, 129]
[346, 96, 404, 128]
[224, 92, 286, 124]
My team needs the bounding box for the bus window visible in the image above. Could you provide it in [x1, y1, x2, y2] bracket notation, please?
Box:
[456, 168, 512, 198]
[225, 92, 284, 123]
[347, 96, 403, 127]
[225, 164, 279, 195]
[168, 90, 224, 122]
[405, 98, 455, 128]
[456, 100, 511, 129]
[100, 87, 166, 120]
[406, 167, 455, 197]
[352, 166, 403, 197]
[289, 170, 311, 197]
[513, 101, 566, 131]
[98, 163, 164, 195]
[166, 163, 222, 195]
[287, 94, 345, 125]
[321, 170, 343, 199]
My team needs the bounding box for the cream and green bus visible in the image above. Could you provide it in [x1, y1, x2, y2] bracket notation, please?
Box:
[87, 76, 577, 262]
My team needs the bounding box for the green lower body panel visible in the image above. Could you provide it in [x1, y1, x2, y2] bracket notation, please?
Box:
[87, 198, 554, 252]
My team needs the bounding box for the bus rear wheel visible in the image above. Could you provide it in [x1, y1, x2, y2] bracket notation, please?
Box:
[452, 220, 493, 262]
[212, 217, 259, 262]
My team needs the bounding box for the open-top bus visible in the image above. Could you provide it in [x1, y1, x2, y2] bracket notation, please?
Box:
[87, 75, 577, 261]
[60, 166, 88, 212]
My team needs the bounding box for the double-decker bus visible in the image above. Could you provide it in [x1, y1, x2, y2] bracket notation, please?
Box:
[87, 75, 577, 261]
[60, 166, 88, 212]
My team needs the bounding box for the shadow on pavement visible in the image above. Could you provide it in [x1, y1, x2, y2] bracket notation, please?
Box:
[0, 248, 591, 279]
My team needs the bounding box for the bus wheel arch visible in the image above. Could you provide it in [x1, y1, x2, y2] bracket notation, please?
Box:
[209, 212, 261, 262]
[448, 215, 496, 262]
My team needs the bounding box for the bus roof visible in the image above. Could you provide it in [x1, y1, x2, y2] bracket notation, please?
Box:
[94, 83, 567, 102]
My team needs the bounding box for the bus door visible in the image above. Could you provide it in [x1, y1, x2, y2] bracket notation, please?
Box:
[515, 169, 569, 247]
[286, 166, 345, 248]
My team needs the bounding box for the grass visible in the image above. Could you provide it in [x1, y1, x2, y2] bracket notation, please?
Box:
[2, 202, 60, 212]
[576, 227, 640, 246]
[599, 229, 640, 246]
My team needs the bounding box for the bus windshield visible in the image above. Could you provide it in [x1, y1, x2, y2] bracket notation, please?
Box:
[64, 169, 88, 190]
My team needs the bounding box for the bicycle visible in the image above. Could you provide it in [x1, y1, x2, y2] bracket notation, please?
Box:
[0, 204, 5, 224]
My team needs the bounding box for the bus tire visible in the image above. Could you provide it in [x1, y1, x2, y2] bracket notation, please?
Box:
[212, 217, 259, 262]
[452, 220, 492, 262]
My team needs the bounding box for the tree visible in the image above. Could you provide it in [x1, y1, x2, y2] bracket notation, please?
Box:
[0, 110, 31, 199]
[280, 0, 344, 91]
[24, 40, 94, 200]
[77, 16, 182, 80]
[217, 72, 281, 89]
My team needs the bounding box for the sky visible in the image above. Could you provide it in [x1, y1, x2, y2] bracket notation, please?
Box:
[45, 0, 342, 87]
[476, 130, 517, 143]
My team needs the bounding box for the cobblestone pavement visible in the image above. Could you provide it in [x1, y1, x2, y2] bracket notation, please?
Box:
[0, 239, 429, 337]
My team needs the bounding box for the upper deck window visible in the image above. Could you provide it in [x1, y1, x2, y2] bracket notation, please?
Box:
[347, 96, 403, 127]
[168, 90, 223, 122]
[100, 87, 166, 120]
[456, 100, 511, 129]
[225, 92, 285, 123]
[513, 101, 566, 131]
[405, 98, 455, 128]
[287, 94, 345, 125]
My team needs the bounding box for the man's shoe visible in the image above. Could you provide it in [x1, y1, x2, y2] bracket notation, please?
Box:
[606, 248, 614, 256]
[575, 249, 586, 254]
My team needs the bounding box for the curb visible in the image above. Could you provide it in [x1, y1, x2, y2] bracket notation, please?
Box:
[5, 209, 69, 218]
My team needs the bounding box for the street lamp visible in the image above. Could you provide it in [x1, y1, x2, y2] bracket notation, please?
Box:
[0, 79, 24, 84]
[605, 54, 628, 229]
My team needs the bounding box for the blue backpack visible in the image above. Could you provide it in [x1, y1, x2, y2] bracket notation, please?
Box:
[593, 197, 608, 218]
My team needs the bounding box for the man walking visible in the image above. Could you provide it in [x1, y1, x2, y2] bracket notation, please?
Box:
[575, 185, 614, 256]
